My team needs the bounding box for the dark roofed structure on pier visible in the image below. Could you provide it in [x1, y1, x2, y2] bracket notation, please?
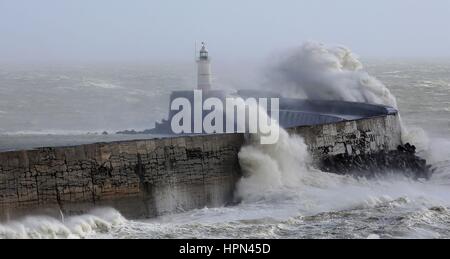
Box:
[145, 89, 398, 135]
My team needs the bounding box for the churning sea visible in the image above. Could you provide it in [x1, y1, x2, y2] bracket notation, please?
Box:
[0, 60, 450, 239]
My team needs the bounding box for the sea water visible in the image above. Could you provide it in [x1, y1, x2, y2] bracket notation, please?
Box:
[0, 60, 450, 239]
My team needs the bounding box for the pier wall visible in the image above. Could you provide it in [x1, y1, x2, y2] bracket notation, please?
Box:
[0, 114, 402, 220]
[290, 114, 402, 160]
[0, 134, 244, 220]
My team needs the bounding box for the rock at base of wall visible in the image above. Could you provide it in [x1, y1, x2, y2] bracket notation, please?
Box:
[319, 143, 432, 179]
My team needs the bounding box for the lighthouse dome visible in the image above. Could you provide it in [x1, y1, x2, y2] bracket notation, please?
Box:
[200, 43, 208, 52]
[199, 42, 209, 60]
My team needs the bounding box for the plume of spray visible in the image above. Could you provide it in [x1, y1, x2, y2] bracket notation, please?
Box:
[237, 125, 340, 202]
[266, 42, 398, 107]
[236, 103, 350, 205]
[235, 42, 446, 209]
[236, 104, 450, 215]
[265, 42, 428, 150]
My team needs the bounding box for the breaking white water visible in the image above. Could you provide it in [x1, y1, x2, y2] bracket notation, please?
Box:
[3, 135, 450, 239]
[265, 42, 428, 150]
[1, 46, 450, 238]
[0, 208, 126, 239]
[265, 42, 398, 108]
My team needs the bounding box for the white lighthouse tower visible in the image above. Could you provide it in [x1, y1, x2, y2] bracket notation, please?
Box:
[197, 42, 212, 91]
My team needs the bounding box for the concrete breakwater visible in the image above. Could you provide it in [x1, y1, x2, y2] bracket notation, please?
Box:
[0, 114, 425, 220]
[0, 134, 244, 220]
[288, 114, 430, 179]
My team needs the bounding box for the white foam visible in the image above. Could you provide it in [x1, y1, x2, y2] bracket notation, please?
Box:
[236, 109, 450, 216]
[266, 42, 436, 153]
[81, 79, 122, 89]
[266, 42, 398, 108]
[0, 208, 125, 239]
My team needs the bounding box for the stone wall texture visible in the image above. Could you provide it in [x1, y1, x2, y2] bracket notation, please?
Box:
[0, 134, 244, 220]
[289, 114, 402, 160]
[0, 114, 402, 220]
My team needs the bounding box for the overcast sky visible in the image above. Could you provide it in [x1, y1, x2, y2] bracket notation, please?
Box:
[0, 0, 449, 64]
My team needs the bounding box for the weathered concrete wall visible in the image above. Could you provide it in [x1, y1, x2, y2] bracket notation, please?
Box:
[0, 134, 244, 220]
[0, 114, 403, 220]
[287, 115, 426, 178]
[289, 114, 402, 161]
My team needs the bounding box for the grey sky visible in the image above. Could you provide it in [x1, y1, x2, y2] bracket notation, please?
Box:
[0, 0, 449, 64]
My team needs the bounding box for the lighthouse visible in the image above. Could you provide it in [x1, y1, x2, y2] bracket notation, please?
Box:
[197, 42, 212, 91]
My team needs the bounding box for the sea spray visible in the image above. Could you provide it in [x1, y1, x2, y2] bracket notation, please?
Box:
[0, 208, 125, 239]
[401, 126, 430, 153]
[266, 42, 398, 107]
[265, 41, 431, 150]
[235, 105, 450, 216]
[237, 123, 450, 216]
[236, 106, 347, 204]
[237, 130, 313, 201]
